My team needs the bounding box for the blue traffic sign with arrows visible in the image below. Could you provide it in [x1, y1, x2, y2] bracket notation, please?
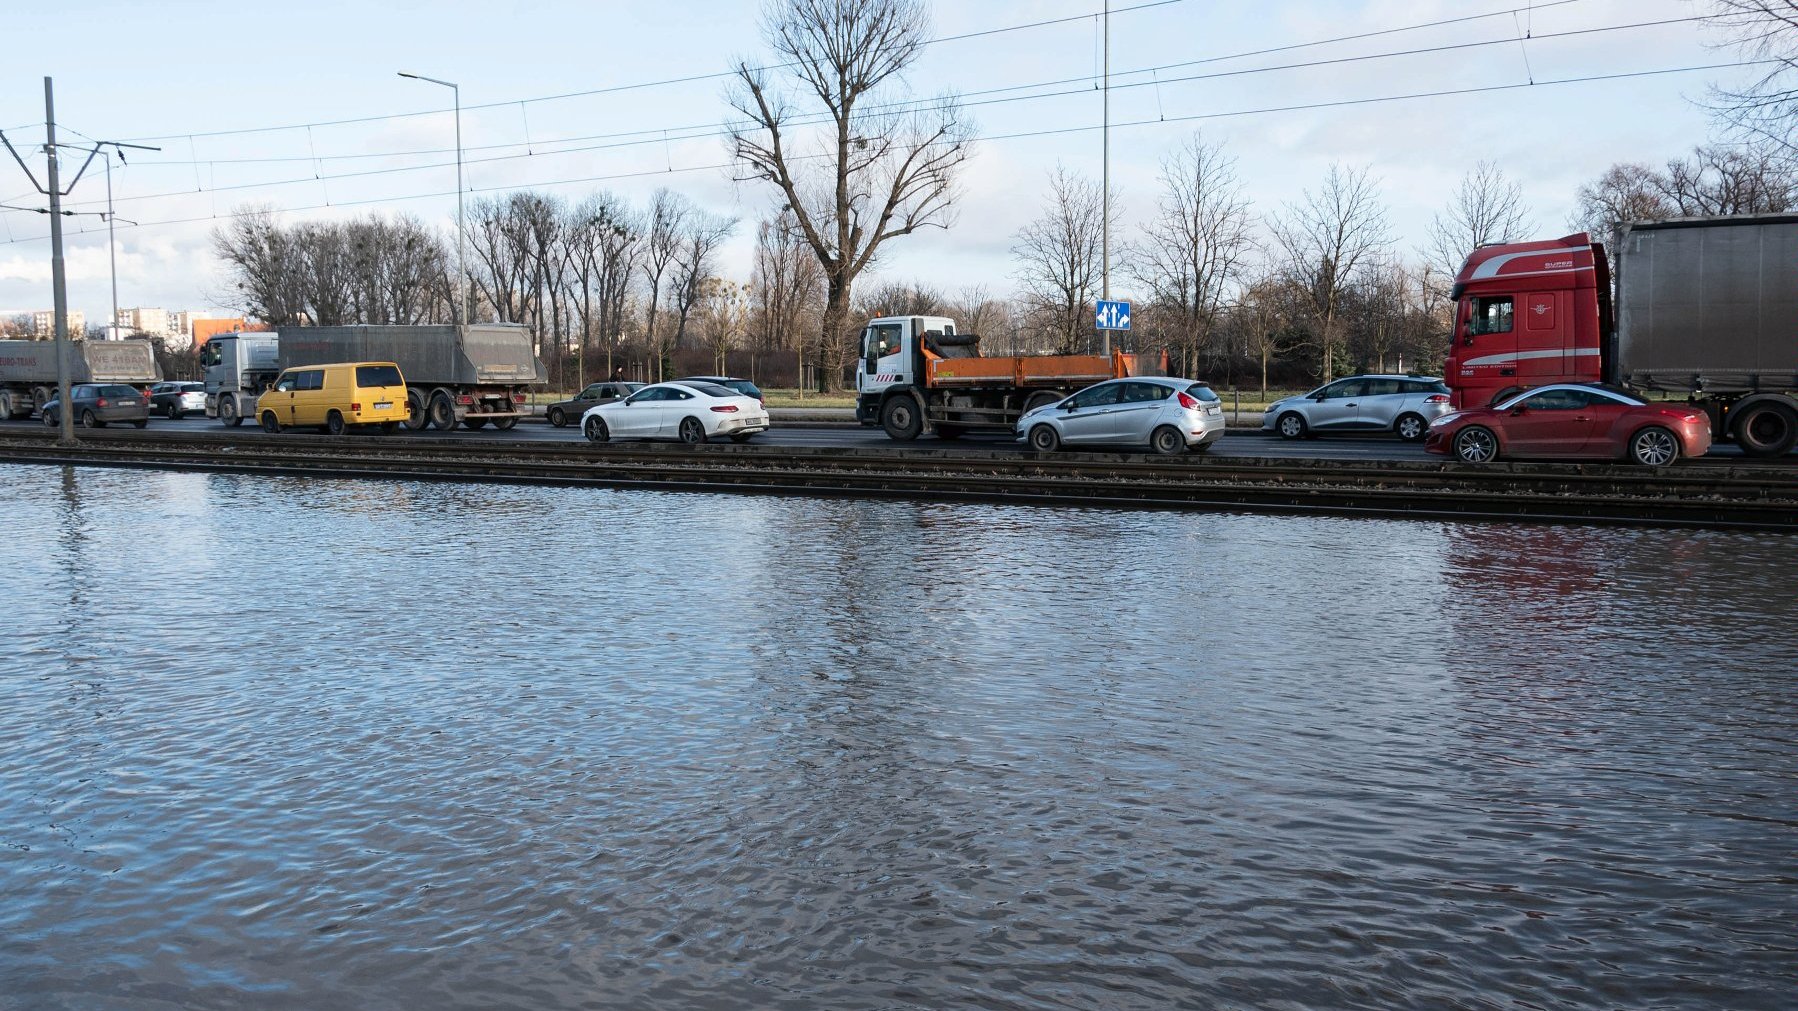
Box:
[1095, 299, 1131, 330]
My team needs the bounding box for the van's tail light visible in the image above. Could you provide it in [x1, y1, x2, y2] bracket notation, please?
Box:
[1426, 394, 1450, 404]
[351, 402, 361, 411]
[711, 405, 739, 413]
[1176, 392, 1200, 410]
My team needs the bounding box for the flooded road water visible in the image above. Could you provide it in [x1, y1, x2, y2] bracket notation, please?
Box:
[2, 465, 1794, 1010]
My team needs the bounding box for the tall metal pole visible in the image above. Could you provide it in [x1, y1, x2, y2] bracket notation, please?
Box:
[105, 152, 120, 341]
[400, 73, 467, 325]
[1101, 1, 1111, 357]
[44, 77, 73, 446]
[453, 84, 467, 325]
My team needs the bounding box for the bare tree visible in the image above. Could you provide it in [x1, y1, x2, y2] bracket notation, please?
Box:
[1423, 161, 1530, 297]
[640, 189, 689, 381]
[1128, 135, 1254, 378]
[730, 0, 973, 391]
[1654, 142, 1798, 214]
[212, 208, 309, 325]
[669, 210, 740, 361]
[1012, 166, 1105, 355]
[1703, 0, 1798, 155]
[469, 194, 537, 324]
[750, 211, 824, 355]
[697, 278, 751, 374]
[1270, 164, 1391, 382]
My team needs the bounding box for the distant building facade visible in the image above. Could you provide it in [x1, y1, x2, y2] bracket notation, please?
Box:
[31, 309, 85, 337]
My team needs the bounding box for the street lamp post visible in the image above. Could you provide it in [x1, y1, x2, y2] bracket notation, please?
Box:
[399, 72, 468, 325]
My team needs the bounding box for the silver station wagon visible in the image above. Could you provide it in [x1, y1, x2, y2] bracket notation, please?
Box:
[1263, 375, 1453, 441]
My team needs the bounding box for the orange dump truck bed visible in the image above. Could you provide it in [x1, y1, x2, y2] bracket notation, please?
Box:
[926, 351, 1161, 388]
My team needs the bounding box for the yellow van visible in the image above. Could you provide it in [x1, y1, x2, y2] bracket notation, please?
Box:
[256, 362, 409, 435]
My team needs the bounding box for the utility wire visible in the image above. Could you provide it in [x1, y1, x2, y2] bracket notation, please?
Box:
[5, 59, 1762, 247]
[51, 14, 1704, 212]
[105, 0, 1595, 169]
[110, 0, 1190, 143]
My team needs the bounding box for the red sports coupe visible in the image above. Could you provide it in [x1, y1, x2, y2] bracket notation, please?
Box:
[1425, 384, 1711, 465]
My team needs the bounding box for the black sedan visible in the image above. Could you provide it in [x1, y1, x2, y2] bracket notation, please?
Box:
[544, 381, 643, 427]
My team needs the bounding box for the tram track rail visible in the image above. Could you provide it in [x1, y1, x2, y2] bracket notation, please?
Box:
[2, 428, 1795, 530]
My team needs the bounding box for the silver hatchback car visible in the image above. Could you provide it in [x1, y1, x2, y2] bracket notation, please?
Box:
[1263, 375, 1452, 441]
[1019, 377, 1226, 454]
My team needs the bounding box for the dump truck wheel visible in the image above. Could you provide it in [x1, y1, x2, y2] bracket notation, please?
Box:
[428, 393, 457, 430]
[934, 423, 964, 440]
[493, 416, 518, 431]
[220, 396, 243, 427]
[404, 390, 429, 431]
[881, 396, 922, 440]
[463, 417, 488, 430]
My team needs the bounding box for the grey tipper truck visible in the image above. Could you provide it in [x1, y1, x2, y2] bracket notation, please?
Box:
[203, 324, 547, 431]
[0, 338, 161, 419]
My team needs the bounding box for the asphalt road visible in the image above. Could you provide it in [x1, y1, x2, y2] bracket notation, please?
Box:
[8, 414, 1784, 466]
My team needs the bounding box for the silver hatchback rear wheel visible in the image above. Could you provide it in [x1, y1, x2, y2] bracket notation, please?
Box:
[1151, 425, 1185, 455]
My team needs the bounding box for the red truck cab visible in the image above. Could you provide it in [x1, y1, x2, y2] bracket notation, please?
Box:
[1445, 233, 1612, 409]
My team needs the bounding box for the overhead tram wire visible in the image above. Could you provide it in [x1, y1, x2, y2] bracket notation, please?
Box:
[109, 0, 1590, 170]
[57, 13, 1710, 213]
[110, 0, 1190, 144]
[10, 58, 1765, 247]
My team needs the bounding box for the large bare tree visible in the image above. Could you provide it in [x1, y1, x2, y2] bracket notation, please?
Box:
[213, 209, 450, 326]
[1270, 164, 1391, 382]
[1012, 166, 1105, 355]
[1128, 135, 1254, 378]
[1423, 161, 1530, 298]
[730, 0, 973, 391]
[669, 210, 740, 363]
[1704, 0, 1798, 155]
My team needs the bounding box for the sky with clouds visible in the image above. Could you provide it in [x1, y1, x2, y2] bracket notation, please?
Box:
[0, 0, 1748, 321]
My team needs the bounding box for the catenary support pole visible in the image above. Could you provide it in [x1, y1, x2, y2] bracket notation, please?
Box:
[45, 77, 73, 446]
[1101, 1, 1111, 358]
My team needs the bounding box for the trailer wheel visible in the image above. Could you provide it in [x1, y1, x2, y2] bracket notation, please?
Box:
[1028, 424, 1061, 453]
[428, 393, 457, 431]
[404, 390, 429, 431]
[1733, 401, 1798, 457]
[260, 411, 281, 434]
[492, 416, 518, 431]
[326, 410, 347, 436]
[219, 395, 243, 427]
[0, 391, 15, 419]
[1151, 425, 1186, 455]
[881, 395, 922, 440]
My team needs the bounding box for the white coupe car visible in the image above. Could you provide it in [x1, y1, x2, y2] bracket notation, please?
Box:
[581, 381, 770, 444]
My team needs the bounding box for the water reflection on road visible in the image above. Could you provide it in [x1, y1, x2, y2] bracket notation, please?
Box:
[2, 465, 1792, 1010]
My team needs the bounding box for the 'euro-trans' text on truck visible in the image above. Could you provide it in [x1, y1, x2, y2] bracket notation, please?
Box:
[855, 315, 1166, 440]
[202, 324, 547, 430]
[0, 338, 161, 419]
[1447, 214, 1798, 457]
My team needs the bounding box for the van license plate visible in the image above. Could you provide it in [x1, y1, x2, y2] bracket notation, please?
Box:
[374, 401, 392, 410]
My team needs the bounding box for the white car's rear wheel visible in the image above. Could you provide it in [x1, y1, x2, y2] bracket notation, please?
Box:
[679, 417, 706, 444]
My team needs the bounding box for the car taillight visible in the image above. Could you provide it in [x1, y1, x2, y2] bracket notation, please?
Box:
[1425, 394, 1450, 404]
[1176, 392, 1200, 410]
[711, 405, 739, 413]
[96, 398, 108, 407]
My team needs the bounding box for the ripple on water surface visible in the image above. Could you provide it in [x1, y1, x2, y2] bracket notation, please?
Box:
[0, 465, 1793, 1009]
